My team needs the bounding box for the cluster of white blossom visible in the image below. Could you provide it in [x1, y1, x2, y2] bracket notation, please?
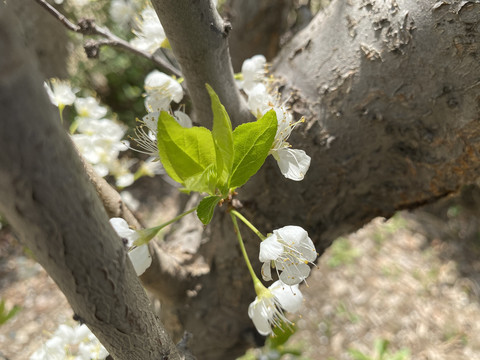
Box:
[239, 55, 311, 181]
[249, 225, 317, 336]
[109, 217, 152, 276]
[109, 0, 138, 27]
[134, 70, 191, 162]
[43, 79, 135, 188]
[29, 324, 108, 360]
[130, 5, 167, 53]
[52, 0, 89, 6]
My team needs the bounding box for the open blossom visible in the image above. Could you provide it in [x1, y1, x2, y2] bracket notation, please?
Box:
[29, 324, 108, 360]
[134, 110, 192, 158]
[71, 117, 130, 179]
[269, 107, 311, 181]
[74, 97, 108, 120]
[109, 218, 152, 276]
[109, 0, 137, 26]
[239, 56, 311, 180]
[248, 280, 303, 336]
[43, 78, 77, 108]
[240, 54, 266, 91]
[260, 225, 317, 285]
[131, 6, 167, 54]
[144, 70, 183, 113]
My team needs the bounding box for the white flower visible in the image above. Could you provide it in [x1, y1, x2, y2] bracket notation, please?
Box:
[240, 55, 266, 91]
[71, 117, 130, 181]
[29, 324, 108, 360]
[246, 83, 273, 118]
[269, 107, 311, 181]
[144, 70, 183, 113]
[173, 110, 193, 128]
[110, 157, 137, 188]
[43, 78, 77, 108]
[248, 280, 303, 336]
[131, 6, 167, 54]
[133, 110, 192, 158]
[109, 218, 152, 276]
[110, 0, 137, 26]
[120, 191, 140, 211]
[140, 156, 165, 177]
[260, 226, 317, 285]
[74, 97, 108, 120]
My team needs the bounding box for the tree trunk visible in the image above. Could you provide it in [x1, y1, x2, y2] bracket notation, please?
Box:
[0, 8, 182, 360]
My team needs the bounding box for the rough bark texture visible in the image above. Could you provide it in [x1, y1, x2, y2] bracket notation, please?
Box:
[225, 0, 292, 71]
[145, 0, 480, 358]
[12, 0, 69, 78]
[0, 8, 182, 360]
[268, 0, 480, 245]
[151, 0, 253, 127]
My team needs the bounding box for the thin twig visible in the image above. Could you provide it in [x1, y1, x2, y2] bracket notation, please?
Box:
[33, 0, 182, 78]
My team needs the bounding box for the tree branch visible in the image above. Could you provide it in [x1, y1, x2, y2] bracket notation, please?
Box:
[0, 6, 184, 359]
[151, 0, 252, 126]
[33, 0, 182, 78]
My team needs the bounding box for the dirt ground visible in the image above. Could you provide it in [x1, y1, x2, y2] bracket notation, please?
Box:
[1, 185, 480, 360]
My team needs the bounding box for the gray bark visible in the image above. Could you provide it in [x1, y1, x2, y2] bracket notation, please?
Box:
[0, 7, 182, 360]
[11, 0, 69, 78]
[226, 0, 292, 71]
[151, 0, 253, 127]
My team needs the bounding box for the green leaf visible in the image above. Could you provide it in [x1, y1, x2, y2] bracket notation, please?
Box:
[157, 111, 217, 193]
[197, 195, 222, 225]
[267, 321, 297, 348]
[375, 339, 390, 359]
[229, 109, 277, 189]
[183, 164, 217, 195]
[348, 349, 373, 360]
[0, 299, 21, 326]
[206, 84, 234, 193]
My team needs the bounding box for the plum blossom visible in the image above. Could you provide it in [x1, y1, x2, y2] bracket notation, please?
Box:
[260, 225, 317, 285]
[70, 96, 135, 186]
[239, 54, 266, 91]
[239, 55, 311, 180]
[269, 107, 311, 181]
[248, 280, 303, 336]
[144, 70, 183, 113]
[134, 110, 192, 159]
[74, 97, 108, 120]
[131, 6, 167, 54]
[43, 78, 77, 109]
[109, 0, 137, 26]
[71, 117, 129, 178]
[109, 217, 152, 276]
[29, 324, 108, 360]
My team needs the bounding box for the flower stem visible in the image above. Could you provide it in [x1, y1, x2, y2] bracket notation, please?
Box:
[134, 207, 197, 246]
[230, 212, 262, 286]
[230, 209, 266, 241]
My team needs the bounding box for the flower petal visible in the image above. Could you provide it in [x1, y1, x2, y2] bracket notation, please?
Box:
[248, 298, 273, 336]
[270, 281, 303, 313]
[274, 225, 308, 247]
[275, 148, 311, 181]
[109, 218, 138, 246]
[259, 234, 283, 262]
[277, 261, 311, 285]
[128, 244, 152, 276]
[261, 261, 273, 281]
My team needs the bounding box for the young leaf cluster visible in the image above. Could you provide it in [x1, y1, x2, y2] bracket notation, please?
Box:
[156, 84, 277, 225]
